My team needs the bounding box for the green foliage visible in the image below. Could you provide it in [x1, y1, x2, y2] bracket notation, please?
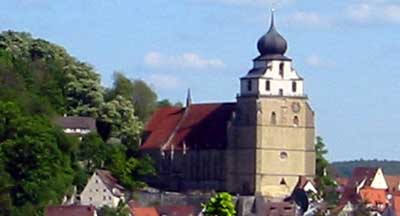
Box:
[315, 136, 338, 204]
[98, 202, 130, 216]
[78, 133, 107, 173]
[202, 192, 236, 216]
[130, 79, 157, 122]
[0, 101, 75, 214]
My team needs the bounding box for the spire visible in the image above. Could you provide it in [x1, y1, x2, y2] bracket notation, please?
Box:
[186, 88, 192, 107]
[270, 8, 275, 30]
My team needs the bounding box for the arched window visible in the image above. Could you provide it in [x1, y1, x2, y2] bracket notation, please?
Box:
[266, 80, 270, 91]
[271, 112, 277, 125]
[279, 89, 283, 96]
[279, 62, 284, 78]
[247, 80, 252, 91]
[292, 81, 297, 92]
[293, 116, 299, 126]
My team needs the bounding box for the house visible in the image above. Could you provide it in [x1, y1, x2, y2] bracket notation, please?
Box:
[141, 10, 316, 199]
[45, 205, 97, 216]
[80, 170, 125, 208]
[338, 167, 390, 215]
[55, 116, 97, 136]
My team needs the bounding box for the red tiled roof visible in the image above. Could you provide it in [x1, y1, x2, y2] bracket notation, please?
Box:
[96, 170, 125, 196]
[141, 103, 236, 150]
[45, 205, 96, 216]
[359, 187, 388, 206]
[386, 175, 400, 193]
[156, 205, 196, 216]
[336, 177, 349, 187]
[339, 167, 379, 205]
[130, 207, 159, 216]
[393, 195, 400, 216]
[350, 167, 379, 187]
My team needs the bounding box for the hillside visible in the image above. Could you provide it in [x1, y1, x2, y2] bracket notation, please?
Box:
[331, 160, 400, 177]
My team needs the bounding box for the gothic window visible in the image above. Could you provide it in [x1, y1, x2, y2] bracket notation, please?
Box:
[279, 62, 284, 78]
[247, 80, 252, 91]
[279, 89, 283, 96]
[271, 112, 277, 125]
[293, 116, 299, 126]
[266, 80, 270, 91]
[292, 81, 297, 92]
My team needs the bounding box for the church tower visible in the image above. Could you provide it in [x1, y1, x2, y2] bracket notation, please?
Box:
[226, 11, 315, 198]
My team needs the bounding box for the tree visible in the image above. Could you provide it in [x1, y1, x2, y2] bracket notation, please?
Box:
[202, 192, 236, 216]
[131, 79, 157, 122]
[315, 136, 337, 204]
[157, 99, 173, 108]
[78, 133, 107, 173]
[0, 101, 75, 214]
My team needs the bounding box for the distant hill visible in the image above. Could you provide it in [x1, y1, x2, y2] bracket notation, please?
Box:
[331, 160, 400, 177]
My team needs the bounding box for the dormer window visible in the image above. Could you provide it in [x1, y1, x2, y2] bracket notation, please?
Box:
[292, 81, 297, 92]
[266, 80, 270, 91]
[279, 62, 284, 78]
[247, 80, 252, 92]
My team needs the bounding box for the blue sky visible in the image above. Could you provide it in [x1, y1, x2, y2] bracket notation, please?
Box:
[2, 0, 400, 161]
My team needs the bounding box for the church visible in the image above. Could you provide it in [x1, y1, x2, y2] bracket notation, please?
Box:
[141, 12, 316, 199]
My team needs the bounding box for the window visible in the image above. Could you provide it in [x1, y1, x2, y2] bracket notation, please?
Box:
[247, 80, 252, 91]
[95, 180, 98, 184]
[293, 116, 299, 126]
[271, 112, 277, 125]
[280, 152, 288, 160]
[266, 80, 270, 91]
[95, 189, 99, 192]
[292, 81, 297, 92]
[103, 189, 106, 192]
[279, 62, 284, 78]
[280, 178, 287, 185]
[109, 196, 112, 200]
[279, 89, 283, 96]
[103, 196, 107, 200]
[89, 197, 92, 201]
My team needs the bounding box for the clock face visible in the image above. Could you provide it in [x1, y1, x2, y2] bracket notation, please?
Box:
[291, 102, 301, 113]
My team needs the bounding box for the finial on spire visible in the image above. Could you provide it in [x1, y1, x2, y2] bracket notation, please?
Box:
[270, 8, 276, 30]
[186, 88, 192, 107]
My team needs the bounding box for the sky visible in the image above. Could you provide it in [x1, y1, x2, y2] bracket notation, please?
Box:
[2, 0, 400, 161]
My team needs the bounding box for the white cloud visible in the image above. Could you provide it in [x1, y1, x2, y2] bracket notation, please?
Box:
[346, 1, 400, 24]
[285, 11, 331, 28]
[144, 52, 225, 70]
[305, 55, 333, 68]
[147, 74, 181, 89]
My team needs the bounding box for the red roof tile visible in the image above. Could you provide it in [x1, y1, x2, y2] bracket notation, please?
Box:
[130, 207, 159, 216]
[45, 205, 96, 216]
[386, 175, 400, 193]
[141, 103, 236, 150]
[359, 188, 388, 206]
[393, 195, 400, 216]
[156, 205, 196, 216]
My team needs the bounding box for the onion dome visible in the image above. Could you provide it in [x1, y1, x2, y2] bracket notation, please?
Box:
[257, 11, 288, 57]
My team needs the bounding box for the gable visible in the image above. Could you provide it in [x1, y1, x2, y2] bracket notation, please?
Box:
[370, 168, 388, 190]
